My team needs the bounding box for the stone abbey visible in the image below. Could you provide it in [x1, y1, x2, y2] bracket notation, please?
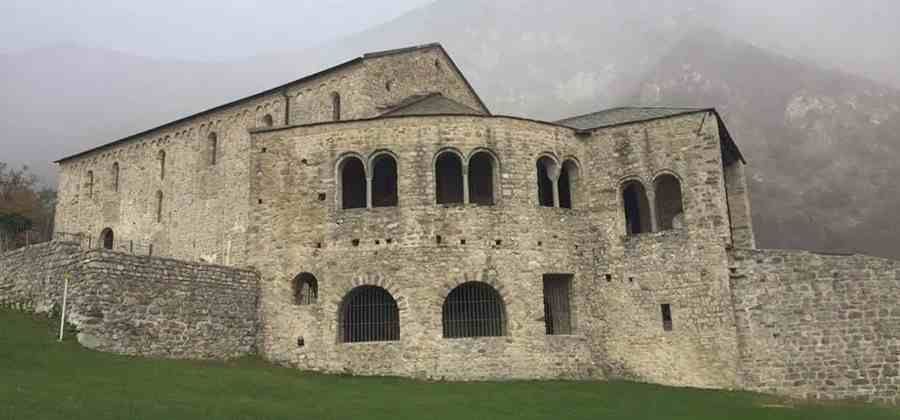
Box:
[3, 44, 897, 405]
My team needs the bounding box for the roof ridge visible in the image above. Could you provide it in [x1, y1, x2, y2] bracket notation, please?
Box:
[56, 43, 468, 163]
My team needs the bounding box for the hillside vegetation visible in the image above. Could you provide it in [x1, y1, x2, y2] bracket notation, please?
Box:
[1, 309, 897, 420]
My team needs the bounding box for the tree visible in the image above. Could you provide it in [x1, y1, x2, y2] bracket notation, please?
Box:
[0, 162, 56, 251]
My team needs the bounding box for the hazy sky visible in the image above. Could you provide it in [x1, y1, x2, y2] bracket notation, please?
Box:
[0, 0, 434, 60]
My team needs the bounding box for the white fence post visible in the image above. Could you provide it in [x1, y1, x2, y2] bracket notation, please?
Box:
[58, 273, 70, 342]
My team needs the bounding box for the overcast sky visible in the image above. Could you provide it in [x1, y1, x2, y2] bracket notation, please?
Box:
[0, 0, 434, 60]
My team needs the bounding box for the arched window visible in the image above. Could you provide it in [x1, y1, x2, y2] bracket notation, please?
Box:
[442, 282, 505, 338]
[435, 151, 464, 204]
[331, 92, 341, 121]
[86, 170, 94, 198]
[155, 190, 164, 223]
[536, 156, 557, 207]
[339, 156, 366, 209]
[158, 150, 166, 180]
[655, 174, 684, 230]
[468, 151, 496, 205]
[292, 273, 318, 305]
[340, 286, 399, 343]
[622, 181, 651, 235]
[99, 228, 114, 250]
[559, 160, 579, 209]
[371, 154, 398, 207]
[208, 132, 218, 166]
[262, 114, 274, 127]
[111, 162, 120, 192]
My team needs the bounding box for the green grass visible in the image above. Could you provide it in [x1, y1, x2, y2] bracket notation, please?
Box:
[1, 309, 896, 420]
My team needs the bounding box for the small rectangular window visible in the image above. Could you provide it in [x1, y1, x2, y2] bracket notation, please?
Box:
[543, 274, 573, 335]
[661, 304, 673, 331]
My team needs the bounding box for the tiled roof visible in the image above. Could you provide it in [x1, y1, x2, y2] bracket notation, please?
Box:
[555, 107, 706, 130]
[378, 93, 483, 117]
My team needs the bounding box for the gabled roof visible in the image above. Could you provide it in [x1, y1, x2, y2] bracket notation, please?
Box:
[378, 93, 483, 117]
[56, 43, 489, 163]
[554, 107, 705, 130]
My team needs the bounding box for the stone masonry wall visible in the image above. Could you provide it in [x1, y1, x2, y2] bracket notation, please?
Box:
[249, 115, 595, 380]
[247, 113, 742, 386]
[730, 248, 900, 405]
[0, 243, 260, 360]
[580, 113, 742, 389]
[54, 45, 482, 268]
[0, 241, 83, 312]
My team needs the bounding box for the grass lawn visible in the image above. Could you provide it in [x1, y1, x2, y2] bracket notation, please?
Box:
[1, 309, 896, 420]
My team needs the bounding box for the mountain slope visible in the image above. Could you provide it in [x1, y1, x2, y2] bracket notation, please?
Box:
[635, 31, 900, 257]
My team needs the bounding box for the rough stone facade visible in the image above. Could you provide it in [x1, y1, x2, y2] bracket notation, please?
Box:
[730, 248, 900, 405]
[27, 43, 897, 404]
[1, 241, 259, 360]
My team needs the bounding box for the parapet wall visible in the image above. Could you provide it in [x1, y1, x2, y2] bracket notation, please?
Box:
[730, 248, 900, 405]
[0, 242, 260, 360]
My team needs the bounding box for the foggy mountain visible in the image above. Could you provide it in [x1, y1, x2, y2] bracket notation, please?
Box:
[2, 0, 899, 257]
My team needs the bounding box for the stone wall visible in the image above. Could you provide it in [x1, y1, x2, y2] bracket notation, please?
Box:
[247, 112, 743, 385]
[0, 242, 260, 360]
[54, 45, 483, 268]
[730, 248, 900, 405]
[0, 241, 83, 312]
[580, 113, 742, 389]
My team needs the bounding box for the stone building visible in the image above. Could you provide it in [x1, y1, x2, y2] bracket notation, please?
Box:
[43, 43, 898, 404]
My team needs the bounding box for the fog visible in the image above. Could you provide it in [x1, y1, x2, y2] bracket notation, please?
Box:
[2, 0, 900, 258]
[0, 0, 434, 60]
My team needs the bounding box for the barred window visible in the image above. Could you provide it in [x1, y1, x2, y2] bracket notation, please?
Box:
[442, 282, 505, 338]
[293, 273, 318, 305]
[543, 274, 573, 335]
[340, 286, 399, 343]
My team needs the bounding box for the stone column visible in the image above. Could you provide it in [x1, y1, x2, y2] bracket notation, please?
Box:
[462, 165, 470, 205]
[647, 189, 658, 233]
[548, 166, 561, 208]
[366, 176, 373, 209]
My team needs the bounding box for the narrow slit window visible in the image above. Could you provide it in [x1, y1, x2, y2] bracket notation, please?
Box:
[86, 170, 94, 198]
[208, 132, 218, 166]
[331, 92, 342, 121]
[661, 304, 673, 331]
[155, 190, 163, 222]
[111, 162, 120, 192]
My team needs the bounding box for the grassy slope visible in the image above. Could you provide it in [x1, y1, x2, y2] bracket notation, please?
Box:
[0, 309, 896, 420]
